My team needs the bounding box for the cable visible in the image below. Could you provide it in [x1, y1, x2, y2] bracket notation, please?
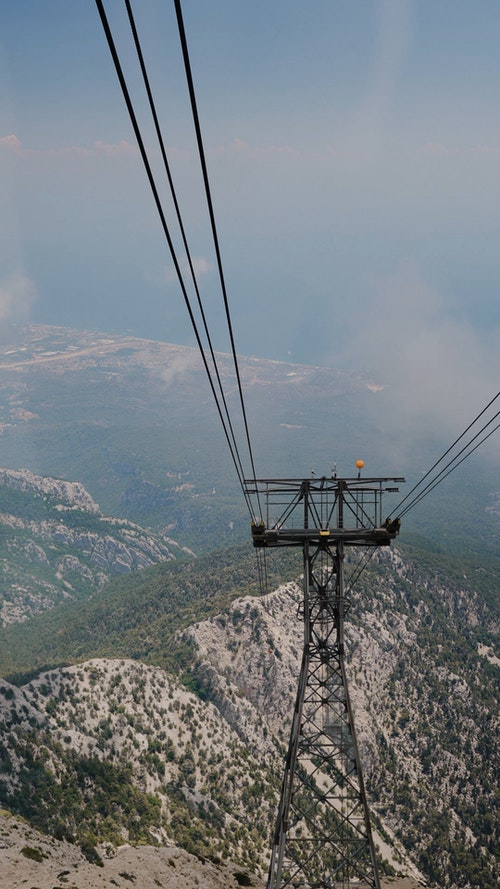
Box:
[395, 405, 500, 519]
[345, 548, 376, 597]
[398, 418, 500, 518]
[255, 547, 269, 601]
[95, 0, 256, 518]
[123, 0, 251, 511]
[348, 395, 499, 591]
[173, 0, 262, 518]
[389, 390, 500, 519]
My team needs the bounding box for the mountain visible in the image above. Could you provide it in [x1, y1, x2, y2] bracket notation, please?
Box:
[0, 808, 268, 889]
[0, 324, 498, 889]
[0, 542, 498, 889]
[0, 324, 385, 551]
[0, 324, 497, 557]
[0, 467, 189, 625]
[0, 543, 294, 677]
[0, 811, 423, 889]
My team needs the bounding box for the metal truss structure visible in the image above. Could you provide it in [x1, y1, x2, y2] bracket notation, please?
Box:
[245, 474, 404, 889]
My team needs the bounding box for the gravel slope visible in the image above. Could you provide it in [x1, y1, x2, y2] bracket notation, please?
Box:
[0, 810, 424, 889]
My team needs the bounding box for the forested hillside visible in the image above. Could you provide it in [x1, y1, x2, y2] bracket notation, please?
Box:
[0, 541, 498, 888]
[0, 326, 498, 889]
[0, 468, 186, 625]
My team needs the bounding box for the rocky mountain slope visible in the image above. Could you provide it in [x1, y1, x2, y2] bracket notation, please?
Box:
[0, 543, 497, 889]
[0, 467, 188, 625]
[0, 808, 266, 889]
[0, 324, 497, 889]
[0, 810, 422, 889]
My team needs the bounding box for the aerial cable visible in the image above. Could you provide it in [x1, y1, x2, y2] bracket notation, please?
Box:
[347, 392, 499, 590]
[394, 402, 500, 518]
[345, 548, 376, 597]
[398, 408, 499, 517]
[255, 547, 269, 601]
[389, 390, 499, 519]
[95, 0, 255, 518]
[173, 0, 262, 520]
[122, 0, 250, 505]
[398, 417, 500, 518]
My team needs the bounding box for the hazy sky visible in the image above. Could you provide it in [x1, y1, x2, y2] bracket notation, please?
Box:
[1, 1, 499, 441]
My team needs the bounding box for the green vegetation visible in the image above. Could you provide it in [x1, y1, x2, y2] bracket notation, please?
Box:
[0, 327, 498, 556]
[20, 845, 47, 862]
[234, 873, 253, 886]
[0, 534, 497, 887]
[351, 546, 500, 889]
[0, 329, 498, 888]
[0, 735, 162, 860]
[0, 543, 296, 682]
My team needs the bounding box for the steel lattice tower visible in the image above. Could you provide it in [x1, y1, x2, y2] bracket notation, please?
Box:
[245, 473, 404, 889]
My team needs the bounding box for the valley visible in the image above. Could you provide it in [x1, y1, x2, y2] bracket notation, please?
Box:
[0, 325, 498, 889]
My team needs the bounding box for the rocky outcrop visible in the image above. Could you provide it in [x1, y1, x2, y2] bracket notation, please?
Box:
[0, 468, 185, 625]
[0, 544, 497, 888]
[0, 467, 100, 512]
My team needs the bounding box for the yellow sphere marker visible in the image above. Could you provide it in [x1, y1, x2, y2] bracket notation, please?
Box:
[355, 459, 365, 470]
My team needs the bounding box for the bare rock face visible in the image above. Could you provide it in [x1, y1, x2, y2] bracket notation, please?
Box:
[0, 809, 267, 889]
[0, 810, 424, 889]
[0, 467, 101, 512]
[0, 467, 185, 625]
[184, 550, 499, 889]
[0, 542, 497, 889]
[0, 650, 426, 889]
[0, 658, 282, 877]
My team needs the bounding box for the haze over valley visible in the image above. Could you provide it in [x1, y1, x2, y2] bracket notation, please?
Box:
[2, 3, 500, 887]
[0, 324, 497, 889]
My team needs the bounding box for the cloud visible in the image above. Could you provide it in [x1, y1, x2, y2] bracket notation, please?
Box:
[418, 142, 500, 158]
[212, 138, 305, 161]
[162, 256, 213, 285]
[0, 134, 137, 159]
[343, 260, 499, 456]
[346, 0, 413, 154]
[190, 257, 212, 276]
[0, 134, 22, 151]
[0, 273, 37, 328]
[153, 348, 200, 388]
[93, 139, 138, 157]
[418, 142, 454, 157]
[0, 133, 90, 158]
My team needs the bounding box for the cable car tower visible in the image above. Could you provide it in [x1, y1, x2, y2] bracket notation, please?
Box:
[245, 468, 404, 889]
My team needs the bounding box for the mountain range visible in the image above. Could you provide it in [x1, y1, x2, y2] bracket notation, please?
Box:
[0, 467, 190, 626]
[0, 324, 497, 556]
[0, 324, 498, 889]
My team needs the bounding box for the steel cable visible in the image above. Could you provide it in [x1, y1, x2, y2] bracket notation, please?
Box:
[123, 0, 251, 510]
[95, 0, 256, 518]
[389, 390, 499, 519]
[173, 0, 262, 519]
[398, 418, 500, 518]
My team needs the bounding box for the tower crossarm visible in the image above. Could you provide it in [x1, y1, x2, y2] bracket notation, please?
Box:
[245, 476, 404, 549]
[250, 524, 399, 547]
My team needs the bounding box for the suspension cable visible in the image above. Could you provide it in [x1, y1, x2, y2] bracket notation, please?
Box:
[123, 0, 251, 508]
[95, 0, 255, 518]
[389, 390, 499, 519]
[350, 395, 499, 590]
[398, 418, 500, 518]
[345, 548, 376, 597]
[173, 0, 262, 519]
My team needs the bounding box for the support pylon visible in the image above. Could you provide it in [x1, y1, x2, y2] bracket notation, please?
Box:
[245, 474, 404, 889]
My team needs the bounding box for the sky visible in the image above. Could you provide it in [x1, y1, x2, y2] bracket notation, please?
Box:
[0, 0, 499, 452]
